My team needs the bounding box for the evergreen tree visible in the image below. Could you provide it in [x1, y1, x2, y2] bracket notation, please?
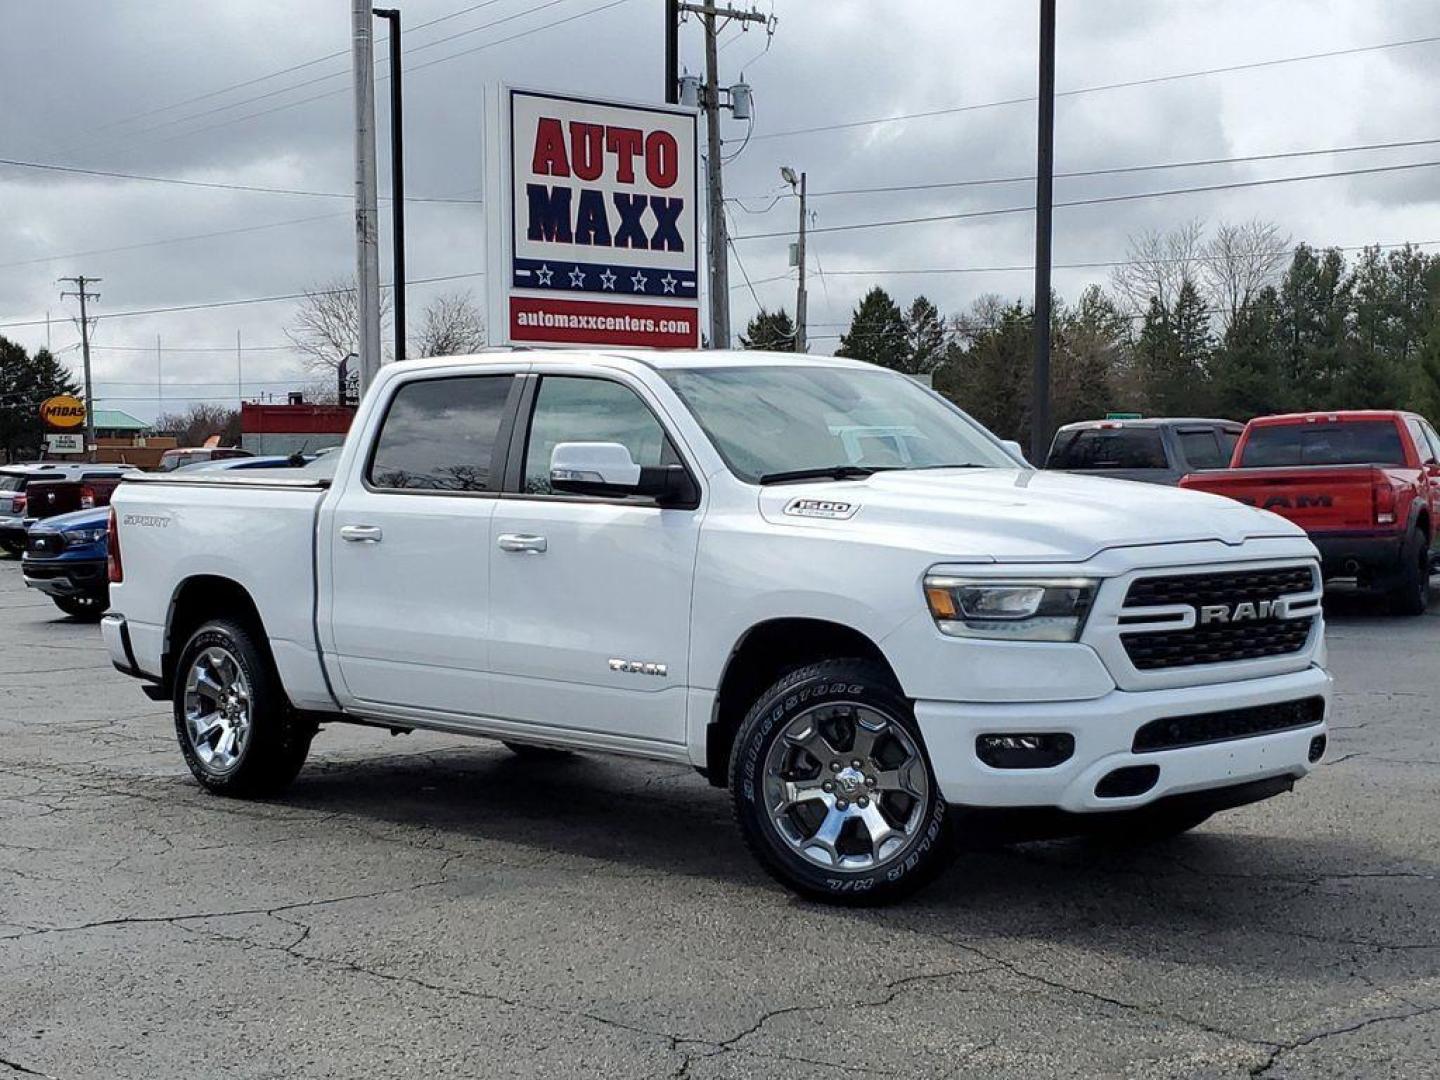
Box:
[739, 308, 797, 351]
[0, 338, 82, 462]
[901, 295, 948, 375]
[836, 286, 908, 371]
[1278, 245, 1352, 408]
[1415, 318, 1440, 425]
[1211, 287, 1287, 419]
[1052, 285, 1125, 425]
[937, 300, 1031, 444]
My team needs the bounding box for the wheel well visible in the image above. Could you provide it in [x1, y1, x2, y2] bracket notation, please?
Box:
[162, 576, 268, 691]
[704, 618, 899, 787]
[1417, 509, 1430, 542]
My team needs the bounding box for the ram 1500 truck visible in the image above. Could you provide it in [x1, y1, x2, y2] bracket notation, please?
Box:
[103, 351, 1333, 903]
[1180, 410, 1440, 615]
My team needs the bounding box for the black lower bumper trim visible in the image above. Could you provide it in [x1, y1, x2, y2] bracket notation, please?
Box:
[951, 774, 1298, 843]
[1311, 532, 1405, 584]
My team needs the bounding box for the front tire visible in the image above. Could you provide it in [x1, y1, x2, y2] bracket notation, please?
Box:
[730, 660, 950, 905]
[1388, 530, 1431, 616]
[0, 539, 22, 557]
[53, 592, 108, 621]
[173, 619, 313, 797]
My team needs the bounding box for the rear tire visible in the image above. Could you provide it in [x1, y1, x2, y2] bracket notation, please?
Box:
[729, 659, 950, 905]
[173, 618, 313, 797]
[53, 592, 109, 621]
[1388, 530, 1430, 616]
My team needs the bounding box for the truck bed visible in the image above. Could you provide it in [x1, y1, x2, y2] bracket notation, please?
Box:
[108, 474, 336, 711]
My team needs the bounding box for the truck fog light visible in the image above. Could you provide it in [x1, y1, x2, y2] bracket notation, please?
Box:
[1308, 734, 1326, 763]
[976, 732, 1074, 769]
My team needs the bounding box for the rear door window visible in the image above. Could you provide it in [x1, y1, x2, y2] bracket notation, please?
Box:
[1048, 428, 1167, 470]
[1176, 429, 1227, 469]
[1422, 420, 1440, 464]
[368, 375, 514, 492]
[1239, 420, 1407, 467]
[1405, 419, 1436, 465]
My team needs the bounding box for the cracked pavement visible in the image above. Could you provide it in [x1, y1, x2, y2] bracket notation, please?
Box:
[1, 560, 1437, 1079]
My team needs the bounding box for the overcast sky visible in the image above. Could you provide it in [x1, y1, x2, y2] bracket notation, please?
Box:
[2, 0, 1438, 422]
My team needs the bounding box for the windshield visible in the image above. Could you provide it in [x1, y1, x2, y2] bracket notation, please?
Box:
[662, 365, 1016, 483]
[1239, 420, 1406, 467]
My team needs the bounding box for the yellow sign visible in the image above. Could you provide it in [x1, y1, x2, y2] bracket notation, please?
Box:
[40, 395, 86, 430]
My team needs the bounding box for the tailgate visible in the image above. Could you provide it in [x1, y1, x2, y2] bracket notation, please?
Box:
[24, 480, 84, 519]
[1181, 466, 1378, 530]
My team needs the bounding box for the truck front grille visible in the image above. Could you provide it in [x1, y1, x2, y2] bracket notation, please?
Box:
[1133, 696, 1325, 752]
[26, 533, 62, 557]
[1120, 565, 1317, 670]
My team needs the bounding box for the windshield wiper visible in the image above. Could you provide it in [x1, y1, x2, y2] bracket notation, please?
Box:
[758, 465, 891, 485]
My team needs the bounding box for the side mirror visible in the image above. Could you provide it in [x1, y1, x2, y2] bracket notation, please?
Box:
[550, 442, 698, 506]
[1001, 439, 1029, 464]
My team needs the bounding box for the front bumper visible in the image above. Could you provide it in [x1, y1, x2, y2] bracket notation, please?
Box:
[915, 663, 1331, 812]
[22, 558, 107, 598]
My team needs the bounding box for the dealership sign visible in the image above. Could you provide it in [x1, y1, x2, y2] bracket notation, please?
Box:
[490, 88, 700, 349]
[39, 394, 86, 430]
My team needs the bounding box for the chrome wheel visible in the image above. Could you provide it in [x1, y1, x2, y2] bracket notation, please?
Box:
[762, 702, 931, 872]
[182, 646, 251, 774]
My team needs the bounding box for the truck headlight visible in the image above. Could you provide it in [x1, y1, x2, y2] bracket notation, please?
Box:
[923, 576, 1098, 642]
[65, 528, 108, 546]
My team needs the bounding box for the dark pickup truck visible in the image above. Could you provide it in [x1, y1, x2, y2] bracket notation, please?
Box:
[1046, 418, 1243, 485]
[0, 463, 136, 555]
[1181, 411, 1440, 614]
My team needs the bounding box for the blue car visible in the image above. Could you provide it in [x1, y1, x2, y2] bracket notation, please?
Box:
[21, 506, 111, 620]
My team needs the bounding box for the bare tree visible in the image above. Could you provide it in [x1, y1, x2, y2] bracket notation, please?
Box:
[1201, 219, 1292, 331]
[285, 277, 391, 376]
[412, 291, 486, 357]
[155, 403, 241, 447]
[1110, 220, 1206, 317]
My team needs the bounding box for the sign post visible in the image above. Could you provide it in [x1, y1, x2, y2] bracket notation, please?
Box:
[488, 88, 700, 350]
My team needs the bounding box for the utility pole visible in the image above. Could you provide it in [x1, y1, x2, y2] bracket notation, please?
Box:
[793, 171, 807, 352]
[373, 7, 406, 362]
[679, 3, 768, 350]
[1030, 0, 1056, 466]
[352, 0, 383, 395]
[58, 275, 100, 461]
[236, 329, 243, 407]
[156, 335, 162, 421]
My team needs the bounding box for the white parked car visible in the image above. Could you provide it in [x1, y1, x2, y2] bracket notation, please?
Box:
[102, 350, 1331, 902]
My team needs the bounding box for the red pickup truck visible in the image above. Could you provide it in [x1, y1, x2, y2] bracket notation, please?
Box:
[1180, 411, 1440, 614]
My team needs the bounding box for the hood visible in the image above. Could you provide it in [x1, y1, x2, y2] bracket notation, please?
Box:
[30, 507, 111, 534]
[757, 468, 1303, 562]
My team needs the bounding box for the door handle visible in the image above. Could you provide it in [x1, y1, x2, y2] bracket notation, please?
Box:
[498, 533, 547, 554]
[340, 524, 383, 543]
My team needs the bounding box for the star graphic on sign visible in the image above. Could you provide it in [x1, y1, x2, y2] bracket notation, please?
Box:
[569, 266, 587, 287]
[631, 271, 649, 292]
[535, 264, 554, 285]
[599, 268, 617, 290]
[660, 274, 678, 295]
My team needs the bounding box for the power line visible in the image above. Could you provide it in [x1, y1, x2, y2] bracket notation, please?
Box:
[0, 156, 482, 204]
[44, 0, 518, 152]
[731, 158, 1440, 242]
[751, 33, 1440, 142]
[729, 136, 1440, 206]
[61, 0, 632, 158]
[0, 271, 486, 330]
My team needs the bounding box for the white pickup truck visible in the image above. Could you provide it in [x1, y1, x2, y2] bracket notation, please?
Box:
[103, 350, 1332, 903]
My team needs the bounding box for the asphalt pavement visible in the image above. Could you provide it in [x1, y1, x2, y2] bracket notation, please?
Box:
[1, 557, 1437, 1079]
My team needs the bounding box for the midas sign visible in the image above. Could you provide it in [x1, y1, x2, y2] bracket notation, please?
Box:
[505, 88, 699, 349]
[40, 395, 86, 430]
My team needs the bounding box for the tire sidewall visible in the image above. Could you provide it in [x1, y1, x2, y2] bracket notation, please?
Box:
[732, 664, 948, 903]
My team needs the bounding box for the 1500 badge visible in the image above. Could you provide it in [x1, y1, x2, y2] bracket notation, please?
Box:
[784, 498, 858, 520]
